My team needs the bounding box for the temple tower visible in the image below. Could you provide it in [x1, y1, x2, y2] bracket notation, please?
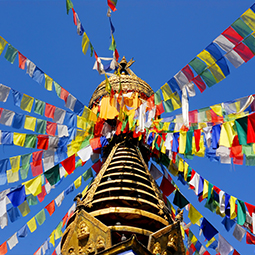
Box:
[60, 57, 185, 255]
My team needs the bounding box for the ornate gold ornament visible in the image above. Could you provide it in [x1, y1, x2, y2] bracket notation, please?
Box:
[85, 240, 95, 254]
[167, 231, 178, 252]
[77, 221, 90, 240]
[152, 241, 161, 255]
[96, 236, 106, 251]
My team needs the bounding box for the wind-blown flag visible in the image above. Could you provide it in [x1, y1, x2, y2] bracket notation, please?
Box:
[82, 32, 90, 55]
[109, 34, 116, 51]
[107, 0, 117, 12]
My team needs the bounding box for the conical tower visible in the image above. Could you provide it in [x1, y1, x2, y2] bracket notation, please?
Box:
[61, 57, 185, 255]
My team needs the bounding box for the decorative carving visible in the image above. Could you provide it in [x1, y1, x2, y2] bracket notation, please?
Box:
[96, 236, 105, 251]
[175, 209, 184, 222]
[167, 231, 178, 252]
[78, 246, 85, 255]
[68, 247, 76, 255]
[152, 241, 161, 255]
[77, 221, 90, 240]
[85, 240, 95, 254]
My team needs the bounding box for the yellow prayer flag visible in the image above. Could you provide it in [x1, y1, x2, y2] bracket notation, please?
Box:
[190, 234, 197, 244]
[179, 131, 187, 154]
[188, 204, 203, 225]
[197, 50, 216, 66]
[13, 133, 26, 147]
[230, 196, 237, 219]
[184, 161, 188, 181]
[192, 135, 205, 157]
[161, 141, 166, 154]
[206, 237, 216, 248]
[82, 106, 91, 120]
[161, 83, 173, 101]
[77, 116, 87, 130]
[20, 94, 34, 112]
[178, 157, 184, 172]
[105, 73, 111, 94]
[180, 225, 185, 239]
[24, 115, 36, 131]
[27, 217, 37, 233]
[82, 184, 89, 197]
[49, 230, 55, 247]
[0, 36, 7, 55]
[128, 111, 135, 130]
[89, 111, 97, 122]
[18, 200, 31, 217]
[241, 8, 255, 31]
[74, 176, 82, 189]
[210, 104, 223, 116]
[7, 169, 19, 183]
[171, 92, 181, 110]
[44, 74, 53, 91]
[219, 121, 235, 148]
[203, 179, 209, 199]
[99, 97, 119, 120]
[162, 122, 170, 131]
[24, 175, 42, 196]
[10, 155, 21, 172]
[209, 63, 225, 83]
[82, 32, 90, 55]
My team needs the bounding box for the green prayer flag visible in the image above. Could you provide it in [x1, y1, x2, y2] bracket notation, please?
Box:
[4, 44, 18, 64]
[163, 100, 174, 113]
[75, 159, 83, 168]
[27, 194, 38, 206]
[35, 209, 46, 226]
[173, 190, 189, 209]
[189, 57, 207, 75]
[89, 42, 94, 57]
[54, 81, 61, 97]
[0, 36, 7, 55]
[204, 183, 218, 213]
[243, 34, 255, 54]
[200, 69, 217, 87]
[55, 221, 63, 239]
[246, 156, 255, 166]
[80, 134, 93, 150]
[160, 153, 170, 168]
[186, 166, 192, 183]
[185, 131, 193, 155]
[237, 199, 246, 225]
[154, 90, 162, 105]
[36, 119, 47, 134]
[34, 99, 45, 116]
[109, 34, 116, 51]
[44, 165, 60, 185]
[20, 165, 30, 180]
[21, 153, 32, 170]
[235, 116, 248, 145]
[232, 18, 253, 39]
[66, 0, 73, 14]
[82, 167, 93, 182]
[24, 134, 37, 148]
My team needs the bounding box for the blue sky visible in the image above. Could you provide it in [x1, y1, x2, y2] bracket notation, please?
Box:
[1, 0, 255, 254]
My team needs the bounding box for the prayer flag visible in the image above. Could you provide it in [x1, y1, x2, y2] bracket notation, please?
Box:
[54, 107, 66, 124]
[26, 59, 36, 77]
[44, 165, 60, 186]
[160, 176, 175, 196]
[241, 8, 255, 31]
[234, 42, 254, 62]
[20, 94, 34, 112]
[76, 13, 84, 36]
[45, 200, 55, 216]
[0, 36, 7, 55]
[233, 224, 246, 241]
[192, 75, 206, 93]
[27, 217, 37, 233]
[0, 84, 10, 102]
[66, 0, 73, 14]
[74, 176, 82, 189]
[37, 185, 46, 203]
[17, 224, 28, 238]
[24, 175, 42, 196]
[218, 234, 233, 255]
[109, 34, 116, 51]
[60, 87, 69, 102]
[61, 154, 75, 175]
[36, 119, 46, 134]
[18, 52, 27, 69]
[45, 103, 56, 119]
[7, 186, 26, 207]
[92, 160, 102, 174]
[55, 191, 64, 207]
[222, 26, 243, 45]
[0, 242, 7, 255]
[34, 99, 45, 116]
[46, 121, 57, 136]
[32, 67, 44, 84]
[232, 18, 253, 39]
[71, 8, 77, 25]
[4, 44, 18, 64]
[173, 190, 189, 209]
[13, 133, 26, 147]
[82, 167, 93, 182]
[18, 200, 30, 217]
[35, 209, 46, 226]
[225, 49, 245, 68]
[246, 231, 255, 245]
[188, 204, 202, 225]
[107, 0, 117, 12]
[7, 169, 19, 183]
[237, 199, 246, 225]
[0, 109, 14, 126]
[24, 115, 36, 131]
[201, 218, 218, 241]
[82, 32, 90, 55]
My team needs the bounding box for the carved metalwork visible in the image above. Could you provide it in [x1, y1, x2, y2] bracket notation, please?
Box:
[152, 242, 161, 255]
[96, 236, 105, 251]
[77, 221, 90, 240]
[167, 230, 178, 252]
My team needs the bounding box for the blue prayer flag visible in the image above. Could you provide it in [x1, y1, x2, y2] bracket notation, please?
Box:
[201, 218, 218, 241]
[32, 67, 44, 84]
[11, 89, 22, 107]
[0, 158, 8, 185]
[12, 112, 24, 129]
[7, 206, 20, 222]
[7, 185, 26, 207]
[17, 224, 28, 238]
[73, 100, 84, 116]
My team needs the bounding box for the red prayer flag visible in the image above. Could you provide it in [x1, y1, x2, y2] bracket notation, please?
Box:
[37, 185, 46, 202]
[71, 8, 77, 25]
[31, 160, 43, 177]
[61, 154, 76, 175]
[60, 87, 69, 102]
[147, 94, 155, 110]
[194, 129, 201, 152]
[92, 160, 102, 174]
[46, 121, 57, 136]
[213, 185, 221, 194]
[90, 137, 102, 150]
[247, 112, 255, 143]
[160, 176, 176, 196]
[203, 252, 210, 255]
[0, 241, 7, 255]
[114, 49, 119, 62]
[182, 65, 194, 81]
[245, 202, 255, 216]
[0, 108, 3, 119]
[230, 135, 243, 165]
[37, 135, 49, 150]
[94, 118, 105, 137]
[234, 42, 254, 62]
[62, 212, 69, 228]
[247, 231, 255, 244]
[156, 101, 164, 116]
[45, 103, 56, 119]
[107, 0, 117, 12]
[210, 109, 223, 124]
[189, 110, 198, 124]
[233, 250, 240, 255]
[18, 52, 27, 70]
[192, 75, 206, 93]
[51, 251, 57, 255]
[33, 151, 43, 162]
[45, 200, 55, 216]
[222, 26, 243, 45]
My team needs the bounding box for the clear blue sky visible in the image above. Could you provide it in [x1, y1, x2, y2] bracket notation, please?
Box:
[1, 0, 255, 254]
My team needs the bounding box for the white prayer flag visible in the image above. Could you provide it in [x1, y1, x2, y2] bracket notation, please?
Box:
[7, 232, 18, 250]
[0, 84, 10, 102]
